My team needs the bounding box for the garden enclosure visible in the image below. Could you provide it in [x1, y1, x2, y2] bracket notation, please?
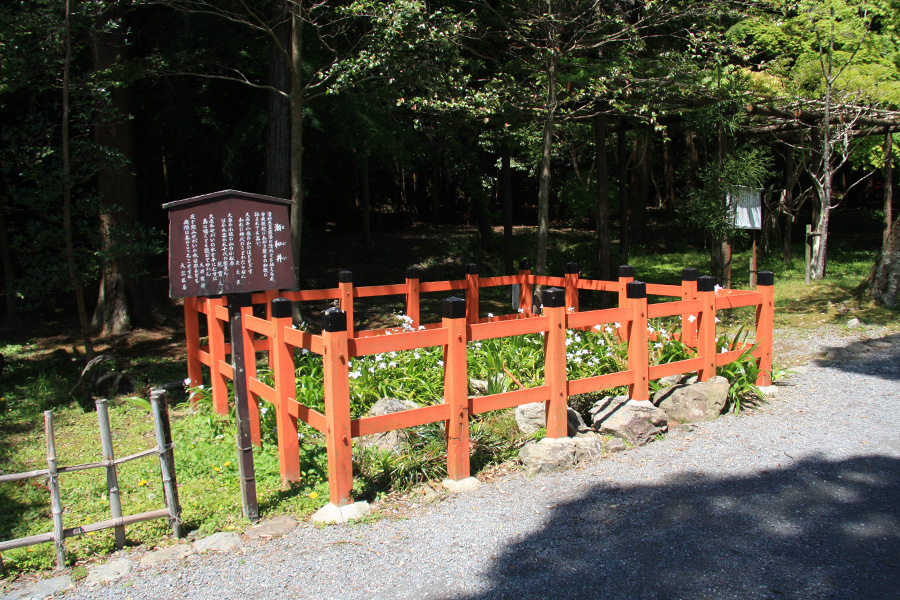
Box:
[182, 263, 774, 507]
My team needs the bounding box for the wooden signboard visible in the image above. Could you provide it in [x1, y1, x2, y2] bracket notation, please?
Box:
[164, 190, 296, 298]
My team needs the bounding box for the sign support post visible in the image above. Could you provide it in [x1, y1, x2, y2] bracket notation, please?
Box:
[228, 292, 258, 522]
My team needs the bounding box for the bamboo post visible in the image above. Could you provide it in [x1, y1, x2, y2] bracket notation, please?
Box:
[240, 301, 262, 446]
[754, 271, 775, 386]
[322, 307, 353, 506]
[43, 411, 65, 570]
[518, 260, 533, 315]
[696, 275, 718, 382]
[681, 268, 699, 347]
[95, 399, 125, 549]
[228, 293, 259, 521]
[183, 297, 203, 389]
[543, 287, 568, 438]
[626, 281, 649, 401]
[564, 262, 580, 314]
[405, 267, 421, 328]
[338, 270, 355, 338]
[149, 389, 183, 538]
[465, 264, 479, 325]
[442, 297, 470, 480]
[206, 295, 229, 414]
[271, 297, 300, 484]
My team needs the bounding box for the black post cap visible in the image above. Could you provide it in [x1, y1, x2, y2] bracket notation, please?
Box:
[697, 275, 717, 292]
[466, 263, 479, 275]
[228, 292, 253, 309]
[626, 281, 647, 299]
[619, 265, 634, 278]
[322, 307, 347, 332]
[757, 271, 774, 286]
[681, 268, 699, 282]
[406, 267, 421, 279]
[543, 287, 565, 308]
[271, 297, 292, 319]
[338, 270, 354, 284]
[519, 259, 531, 271]
[565, 262, 579, 275]
[442, 296, 466, 319]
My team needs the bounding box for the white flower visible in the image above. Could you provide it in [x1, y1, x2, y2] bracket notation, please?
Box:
[488, 312, 494, 318]
[688, 314, 697, 323]
[654, 342, 663, 349]
[386, 329, 392, 335]
[183, 377, 192, 386]
[388, 361, 397, 368]
[715, 317, 721, 323]
[418, 325, 425, 330]
[518, 308, 525, 314]
[605, 325, 613, 334]
[714, 284, 722, 292]
[593, 324, 602, 331]
[301, 348, 309, 355]
[437, 360, 445, 367]
[567, 307, 575, 313]
[647, 324, 655, 333]
[260, 406, 268, 415]
[720, 346, 728, 353]
[349, 371, 362, 379]
[614, 322, 621, 329]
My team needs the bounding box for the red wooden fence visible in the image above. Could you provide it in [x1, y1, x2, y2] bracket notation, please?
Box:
[182, 263, 775, 507]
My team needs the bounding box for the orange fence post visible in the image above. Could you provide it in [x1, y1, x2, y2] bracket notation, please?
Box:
[240, 301, 262, 446]
[405, 267, 421, 328]
[183, 297, 203, 390]
[264, 289, 277, 361]
[271, 297, 300, 485]
[626, 281, 649, 401]
[442, 297, 470, 481]
[696, 275, 717, 382]
[321, 308, 354, 507]
[564, 262, 580, 313]
[518, 260, 533, 315]
[617, 265, 634, 340]
[206, 296, 229, 415]
[681, 268, 699, 347]
[465, 264, 479, 325]
[338, 270, 355, 338]
[754, 271, 775, 386]
[543, 288, 568, 438]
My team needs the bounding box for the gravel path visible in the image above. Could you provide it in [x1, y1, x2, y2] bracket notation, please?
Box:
[21, 328, 900, 599]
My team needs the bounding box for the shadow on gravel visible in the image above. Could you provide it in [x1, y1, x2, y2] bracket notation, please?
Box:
[817, 343, 900, 381]
[454, 456, 900, 600]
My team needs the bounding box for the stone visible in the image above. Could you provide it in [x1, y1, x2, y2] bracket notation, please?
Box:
[84, 559, 134, 587]
[592, 399, 668, 446]
[139, 544, 192, 567]
[414, 484, 441, 504]
[442, 477, 482, 493]
[653, 380, 730, 423]
[193, 531, 242, 553]
[518, 437, 601, 475]
[311, 501, 371, 525]
[824, 348, 848, 360]
[587, 394, 630, 425]
[867, 340, 893, 349]
[244, 515, 297, 541]
[758, 385, 778, 398]
[846, 318, 863, 328]
[515, 402, 589, 436]
[469, 375, 507, 396]
[683, 375, 729, 386]
[884, 333, 900, 343]
[357, 398, 419, 454]
[604, 437, 626, 453]
[1, 576, 73, 600]
[657, 374, 693, 388]
[846, 342, 872, 354]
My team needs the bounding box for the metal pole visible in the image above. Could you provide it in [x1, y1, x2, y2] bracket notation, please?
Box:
[228, 293, 259, 521]
[150, 389, 183, 538]
[43, 411, 66, 570]
[95, 399, 125, 549]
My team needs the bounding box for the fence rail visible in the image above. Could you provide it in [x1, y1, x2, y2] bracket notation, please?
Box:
[0, 391, 182, 569]
[183, 263, 774, 507]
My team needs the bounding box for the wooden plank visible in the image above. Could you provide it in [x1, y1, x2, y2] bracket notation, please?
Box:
[243, 314, 274, 337]
[648, 299, 702, 319]
[646, 284, 683, 297]
[219, 360, 234, 380]
[532, 276, 565, 287]
[715, 292, 762, 310]
[197, 348, 211, 365]
[420, 280, 466, 293]
[281, 288, 340, 302]
[350, 328, 447, 357]
[576, 279, 617, 292]
[351, 404, 451, 438]
[478, 275, 519, 287]
[468, 316, 549, 341]
[568, 370, 634, 396]
[715, 348, 747, 366]
[648, 357, 703, 380]
[470, 386, 549, 414]
[566, 306, 631, 330]
[356, 283, 407, 297]
[0, 532, 54, 552]
[283, 327, 316, 352]
[248, 377, 275, 404]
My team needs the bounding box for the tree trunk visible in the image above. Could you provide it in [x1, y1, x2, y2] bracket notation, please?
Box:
[502, 135, 514, 275]
[782, 149, 795, 265]
[629, 130, 649, 246]
[266, 8, 291, 200]
[536, 50, 558, 277]
[618, 123, 629, 264]
[870, 210, 900, 306]
[883, 131, 893, 248]
[91, 9, 141, 335]
[594, 115, 611, 307]
[289, 4, 305, 292]
[0, 185, 16, 319]
[663, 132, 675, 212]
[711, 123, 731, 286]
[360, 151, 372, 247]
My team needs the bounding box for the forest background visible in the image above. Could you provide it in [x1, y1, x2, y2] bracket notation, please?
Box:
[1, 0, 900, 352]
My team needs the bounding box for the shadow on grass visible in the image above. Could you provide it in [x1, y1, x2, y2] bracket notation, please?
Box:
[445, 455, 900, 600]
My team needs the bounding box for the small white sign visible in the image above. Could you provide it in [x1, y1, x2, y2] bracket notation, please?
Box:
[729, 186, 762, 230]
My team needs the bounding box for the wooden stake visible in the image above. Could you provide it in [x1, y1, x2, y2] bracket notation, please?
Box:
[228, 293, 258, 522]
[95, 399, 125, 549]
[150, 389, 183, 538]
[43, 411, 65, 570]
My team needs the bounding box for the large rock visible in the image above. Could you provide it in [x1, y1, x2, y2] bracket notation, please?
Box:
[653, 379, 730, 423]
[515, 402, 589, 436]
[591, 399, 668, 446]
[518, 437, 603, 475]
[357, 398, 419, 454]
